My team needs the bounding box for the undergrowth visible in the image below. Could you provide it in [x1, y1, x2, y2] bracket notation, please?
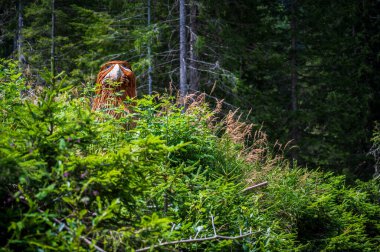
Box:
[0, 59, 379, 251]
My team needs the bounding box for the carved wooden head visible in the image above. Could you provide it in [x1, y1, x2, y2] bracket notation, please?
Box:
[92, 60, 136, 117]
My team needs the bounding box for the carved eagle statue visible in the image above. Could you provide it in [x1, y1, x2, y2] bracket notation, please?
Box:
[92, 60, 136, 118]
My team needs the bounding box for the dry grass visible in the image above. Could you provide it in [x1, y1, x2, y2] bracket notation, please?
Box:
[179, 95, 293, 186]
[178, 93, 284, 166]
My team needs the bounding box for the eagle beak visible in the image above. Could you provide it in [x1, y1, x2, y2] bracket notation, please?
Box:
[103, 64, 123, 83]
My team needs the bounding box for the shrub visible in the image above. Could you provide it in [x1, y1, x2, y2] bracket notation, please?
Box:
[0, 60, 379, 251]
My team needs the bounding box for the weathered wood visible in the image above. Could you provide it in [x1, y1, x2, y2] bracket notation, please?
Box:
[179, 0, 187, 98]
[241, 181, 268, 193]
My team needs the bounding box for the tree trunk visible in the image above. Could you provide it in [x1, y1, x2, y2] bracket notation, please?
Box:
[189, 1, 199, 93]
[179, 0, 187, 98]
[290, 0, 298, 160]
[17, 0, 24, 70]
[51, 0, 56, 82]
[147, 0, 153, 95]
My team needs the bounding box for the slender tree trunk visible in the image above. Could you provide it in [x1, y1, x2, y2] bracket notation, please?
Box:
[51, 0, 56, 82]
[17, 0, 23, 70]
[290, 0, 298, 160]
[189, 1, 199, 93]
[147, 0, 153, 95]
[179, 0, 187, 98]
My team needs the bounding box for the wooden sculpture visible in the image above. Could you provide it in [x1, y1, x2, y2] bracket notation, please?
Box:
[92, 60, 136, 118]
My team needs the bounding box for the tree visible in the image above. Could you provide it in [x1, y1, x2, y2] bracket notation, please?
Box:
[147, 0, 152, 95]
[179, 0, 187, 98]
[17, 0, 24, 69]
[1, 0, 379, 178]
[189, 0, 200, 93]
[289, 0, 298, 160]
[50, 0, 55, 80]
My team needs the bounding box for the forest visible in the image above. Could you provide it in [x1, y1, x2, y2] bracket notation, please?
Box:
[0, 0, 379, 251]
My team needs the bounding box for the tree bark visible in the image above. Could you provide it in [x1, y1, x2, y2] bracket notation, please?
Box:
[179, 0, 187, 98]
[51, 0, 56, 82]
[17, 0, 24, 70]
[147, 0, 153, 95]
[189, 1, 199, 93]
[290, 0, 298, 160]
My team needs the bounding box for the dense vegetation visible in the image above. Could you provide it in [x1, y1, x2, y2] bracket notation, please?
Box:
[1, 0, 379, 178]
[1, 59, 379, 251]
[1, 0, 380, 250]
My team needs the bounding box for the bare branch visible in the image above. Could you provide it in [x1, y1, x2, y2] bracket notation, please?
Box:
[241, 181, 268, 193]
[211, 215, 217, 236]
[135, 215, 255, 252]
[135, 232, 255, 252]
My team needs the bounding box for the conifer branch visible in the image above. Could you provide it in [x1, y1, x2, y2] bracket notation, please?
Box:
[135, 215, 254, 252]
[39, 209, 106, 252]
[18, 196, 106, 252]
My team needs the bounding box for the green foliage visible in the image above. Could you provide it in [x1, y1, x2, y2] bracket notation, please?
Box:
[0, 59, 25, 194]
[1, 0, 380, 179]
[2, 0, 379, 177]
[265, 171, 380, 251]
[0, 60, 379, 251]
